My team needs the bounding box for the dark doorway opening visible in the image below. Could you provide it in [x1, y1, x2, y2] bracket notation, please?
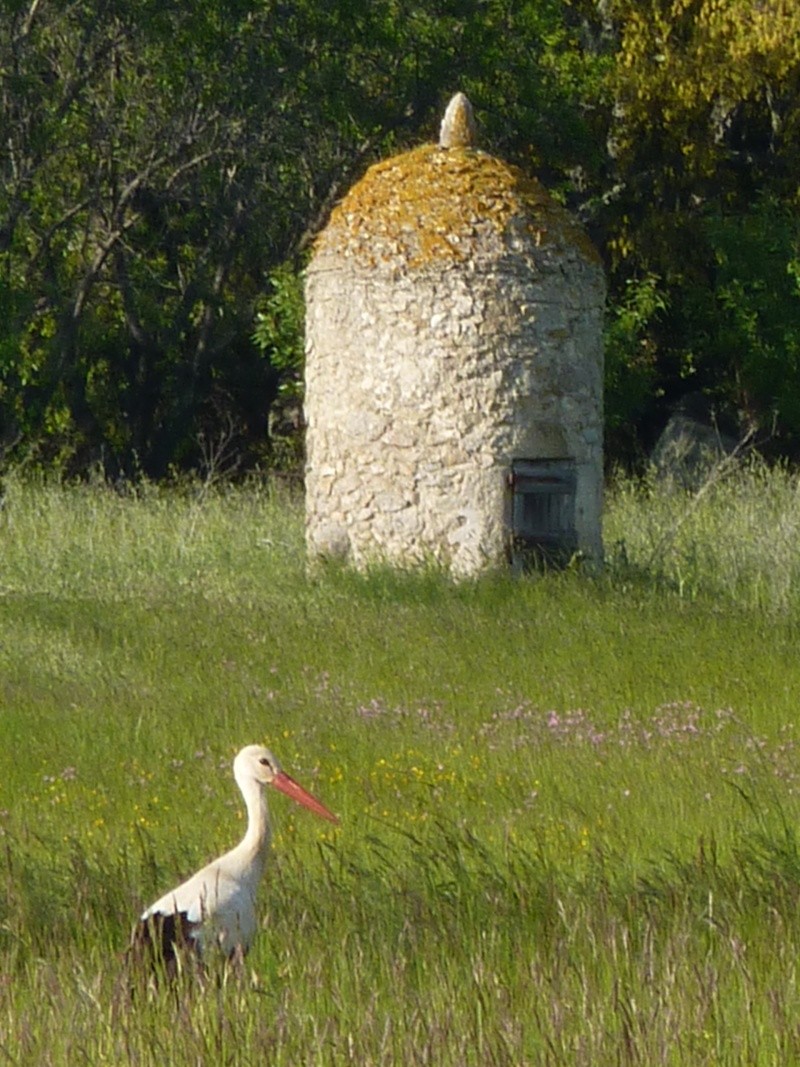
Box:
[508, 458, 577, 570]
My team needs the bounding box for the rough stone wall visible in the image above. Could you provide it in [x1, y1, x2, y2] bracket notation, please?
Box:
[305, 236, 604, 575]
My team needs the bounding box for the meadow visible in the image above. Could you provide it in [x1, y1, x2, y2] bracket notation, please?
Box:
[2, 462, 800, 1064]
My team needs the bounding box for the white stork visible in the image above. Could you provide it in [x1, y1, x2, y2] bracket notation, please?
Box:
[128, 744, 338, 974]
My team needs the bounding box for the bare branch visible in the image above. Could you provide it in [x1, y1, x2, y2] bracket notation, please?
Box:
[20, 0, 43, 40]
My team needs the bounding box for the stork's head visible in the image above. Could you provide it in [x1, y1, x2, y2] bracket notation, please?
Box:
[234, 745, 339, 823]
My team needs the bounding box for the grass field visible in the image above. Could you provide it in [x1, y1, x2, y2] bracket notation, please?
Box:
[2, 464, 800, 1064]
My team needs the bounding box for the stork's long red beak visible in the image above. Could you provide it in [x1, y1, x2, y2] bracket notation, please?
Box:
[272, 770, 339, 823]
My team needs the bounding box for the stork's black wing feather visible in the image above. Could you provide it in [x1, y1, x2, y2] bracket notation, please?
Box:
[127, 911, 201, 978]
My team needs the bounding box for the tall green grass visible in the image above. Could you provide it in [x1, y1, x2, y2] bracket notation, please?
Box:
[606, 458, 800, 613]
[2, 467, 800, 1064]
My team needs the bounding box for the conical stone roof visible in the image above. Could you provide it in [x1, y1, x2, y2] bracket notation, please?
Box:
[313, 142, 600, 277]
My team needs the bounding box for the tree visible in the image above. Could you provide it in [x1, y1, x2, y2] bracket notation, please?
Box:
[2, 0, 606, 476]
[595, 0, 800, 452]
[1, 0, 284, 474]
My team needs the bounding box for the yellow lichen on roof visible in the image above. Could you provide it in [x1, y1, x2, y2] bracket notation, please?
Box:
[315, 143, 599, 271]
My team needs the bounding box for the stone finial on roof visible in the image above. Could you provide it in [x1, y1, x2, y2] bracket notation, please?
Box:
[438, 92, 477, 149]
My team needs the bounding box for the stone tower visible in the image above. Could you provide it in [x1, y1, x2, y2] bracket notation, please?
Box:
[304, 94, 605, 576]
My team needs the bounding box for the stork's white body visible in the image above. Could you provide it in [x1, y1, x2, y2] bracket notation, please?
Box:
[140, 820, 270, 957]
[131, 745, 337, 967]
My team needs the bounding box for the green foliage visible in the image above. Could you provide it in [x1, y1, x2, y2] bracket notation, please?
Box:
[604, 273, 667, 455]
[604, 196, 800, 454]
[253, 263, 305, 397]
[1, 0, 287, 476]
[0, 0, 603, 477]
[692, 198, 800, 434]
[252, 262, 306, 471]
[1, 0, 800, 473]
[595, 0, 800, 455]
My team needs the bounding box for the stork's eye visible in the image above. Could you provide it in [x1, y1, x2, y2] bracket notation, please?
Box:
[259, 757, 271, 767]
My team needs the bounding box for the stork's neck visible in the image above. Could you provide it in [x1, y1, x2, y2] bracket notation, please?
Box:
[239, 777, 272, 862]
